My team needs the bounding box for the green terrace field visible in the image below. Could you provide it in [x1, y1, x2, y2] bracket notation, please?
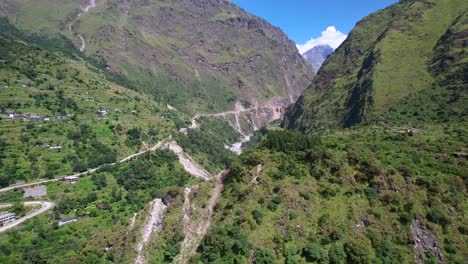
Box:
[0, 37, 189, 186]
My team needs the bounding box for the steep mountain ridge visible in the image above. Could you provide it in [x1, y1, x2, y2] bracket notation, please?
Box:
[284, 0, 467, 132]
[1, 0, 314, 113]
[302, 44, 334, 74]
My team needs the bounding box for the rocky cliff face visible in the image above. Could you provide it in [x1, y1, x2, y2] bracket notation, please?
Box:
[1, 0, 314, 111]
[284, 0, 468, 132]
[302, 44, 333, 74]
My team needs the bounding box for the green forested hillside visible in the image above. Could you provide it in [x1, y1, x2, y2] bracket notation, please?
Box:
[191, 1, 468, 263]
[0, 27, 186, 186]
[0, 148, 196, 263]
[194, 127, 467, 263]
[284, 0, 467, 132]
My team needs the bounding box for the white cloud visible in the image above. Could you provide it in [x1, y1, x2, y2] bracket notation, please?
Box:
[296, 26, 347, 54]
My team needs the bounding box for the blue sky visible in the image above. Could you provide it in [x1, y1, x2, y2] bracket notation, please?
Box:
[232, 0, 398, 52]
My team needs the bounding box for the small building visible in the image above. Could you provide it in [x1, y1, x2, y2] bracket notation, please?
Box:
[0, 213, 16, 224]
[97, 109, 108, 116]
[7, 113, 18, 119]
[48, 145, 63, 150]
[178, 128, 188, 134]
[39, 143, 51, 148]
[58, 218, 77, 227]
[64, 176, 79, 184]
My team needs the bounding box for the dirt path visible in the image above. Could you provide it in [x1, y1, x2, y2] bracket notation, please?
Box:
[0, 140, 167, 194]
[187, 102, 257, 154]
[0, 201, 54, 233]
[134, 199, 167, 264]
[173, 170, 228, 264]
[164, 141, 212, 181]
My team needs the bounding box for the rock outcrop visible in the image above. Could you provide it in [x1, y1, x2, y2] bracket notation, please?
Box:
[411, 216, 445, 264]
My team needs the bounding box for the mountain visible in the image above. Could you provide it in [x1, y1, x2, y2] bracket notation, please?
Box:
[0, 0, 314, 113]
[284, 0, 468, 132]
[302, 44, 334, 74]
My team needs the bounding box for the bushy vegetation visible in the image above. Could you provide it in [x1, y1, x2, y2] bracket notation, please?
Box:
[115, 150, 194, 210]
[174, 117, 239, 173]
[0, 147, 194, 263]
[194, 126, 467, 263]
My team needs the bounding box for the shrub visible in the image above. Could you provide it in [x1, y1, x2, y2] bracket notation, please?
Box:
[251, 209, 264, 225]
[364, 187, 378, 200]
[427, 207, 450, 227]
[299, 191, 311, 200]
[344, 240, 373, 264]
[399, 212, 413, 225]
[329, 242, 346, 264]
[303, 242, 327, 263]
[255, 249, 275, 264]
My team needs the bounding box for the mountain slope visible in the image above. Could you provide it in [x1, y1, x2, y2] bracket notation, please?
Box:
[284, 0, 467, 132]
[193, 127, 467, 263]
[0, 25, 185, 186]
[0, 0, 314, 113]
[302, 44, 334, 74]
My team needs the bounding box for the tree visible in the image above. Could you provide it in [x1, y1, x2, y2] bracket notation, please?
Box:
[255, 249, 275, 264]
[11, 202, 25, 216]
[344, 240, 373, 264]
[125, 127, 142, 148]
[303, 242, 327, 263]
[251, 209, 264, 225]
[329, 242, 346, 264]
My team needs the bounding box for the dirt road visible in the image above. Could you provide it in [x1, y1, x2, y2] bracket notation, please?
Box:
[0, 201, 54, 233]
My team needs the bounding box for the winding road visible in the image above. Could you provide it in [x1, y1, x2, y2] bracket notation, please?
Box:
[186, 102, 258, 154]
[0, 201, 54, 233]
[0, 140, 169, 195]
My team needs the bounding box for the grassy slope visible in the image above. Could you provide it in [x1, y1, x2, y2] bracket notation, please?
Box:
[373, 0, 460, 108]
[284, 0, 468, 132]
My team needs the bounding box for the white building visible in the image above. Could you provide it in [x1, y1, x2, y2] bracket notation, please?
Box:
[64, 176, 79, 184]
[0, 213, 16, 224]
[58, 218, 77, 227]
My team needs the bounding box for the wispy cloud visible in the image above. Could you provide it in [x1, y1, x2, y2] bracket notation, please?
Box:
[296, 26, 347, 54]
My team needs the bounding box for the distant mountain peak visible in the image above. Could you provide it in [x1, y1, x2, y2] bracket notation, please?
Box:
[302, 44, 334, 74]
